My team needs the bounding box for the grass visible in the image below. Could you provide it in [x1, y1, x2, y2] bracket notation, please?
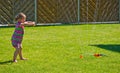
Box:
[0, 24, 120, 73]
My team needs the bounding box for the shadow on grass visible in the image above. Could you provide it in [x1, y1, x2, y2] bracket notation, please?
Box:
[90, 44, 120, 53]
[0, 26, 14, 29]
[0, 60, 13, 65]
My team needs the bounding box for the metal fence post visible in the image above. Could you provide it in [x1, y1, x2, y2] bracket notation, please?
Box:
[12, 0, 15, 24]
[78, 0, 80, 24]
[118, 0, 120, 23]
[35, 0, 37, 24]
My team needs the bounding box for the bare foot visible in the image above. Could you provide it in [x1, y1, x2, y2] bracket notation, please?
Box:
[13, 60, 17, 63]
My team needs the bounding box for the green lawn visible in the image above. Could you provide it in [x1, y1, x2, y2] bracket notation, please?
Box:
[0, 24, 120, 73]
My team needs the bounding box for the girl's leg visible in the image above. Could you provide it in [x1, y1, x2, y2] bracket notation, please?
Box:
[19, 46, 27, 60]
[19, 47, 24, 60]
[13, 48, 20, 62]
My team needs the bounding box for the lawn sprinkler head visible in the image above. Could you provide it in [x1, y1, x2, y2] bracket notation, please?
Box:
[94, 53, 105, 57]
[80, 55, 83, 59]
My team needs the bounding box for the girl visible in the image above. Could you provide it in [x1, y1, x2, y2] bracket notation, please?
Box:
[11, 13, 35, 62]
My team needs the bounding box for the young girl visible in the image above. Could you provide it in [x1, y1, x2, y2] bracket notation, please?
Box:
[11, 13, 35, 62]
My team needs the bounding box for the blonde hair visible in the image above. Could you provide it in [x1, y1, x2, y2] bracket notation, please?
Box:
[15, 12, 26, 21]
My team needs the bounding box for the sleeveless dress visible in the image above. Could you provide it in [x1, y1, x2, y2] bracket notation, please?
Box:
[11, 22, 24, 48]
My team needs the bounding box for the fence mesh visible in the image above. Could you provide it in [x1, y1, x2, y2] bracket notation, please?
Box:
[0, 0, 35, 24]
[80, 0, 119, 22]
[0, 0, 119, 25]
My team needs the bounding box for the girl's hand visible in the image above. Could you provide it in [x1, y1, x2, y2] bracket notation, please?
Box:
[32, 22, 36, 26]
[30, 21, 35, 26]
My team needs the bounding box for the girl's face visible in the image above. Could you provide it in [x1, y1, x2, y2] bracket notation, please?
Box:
[21, 17, 26, 23]
[18, 16, 26, 23]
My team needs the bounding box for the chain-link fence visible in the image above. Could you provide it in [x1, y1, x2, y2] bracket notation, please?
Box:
[0, 0, 35, 25]
[0, 0, 119, 26]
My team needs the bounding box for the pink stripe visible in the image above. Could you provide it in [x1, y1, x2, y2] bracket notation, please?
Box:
[13, 36, 23, 39]
[12, 40, 21, 43]
[15, 30, 23, 34]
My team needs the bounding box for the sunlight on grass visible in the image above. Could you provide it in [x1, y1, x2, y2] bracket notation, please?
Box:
[0, 24, 120, 73]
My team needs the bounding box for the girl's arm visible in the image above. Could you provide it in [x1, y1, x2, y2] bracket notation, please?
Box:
[21, 21, 35, 26]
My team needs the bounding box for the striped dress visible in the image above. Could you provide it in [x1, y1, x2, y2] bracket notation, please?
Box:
[11, 22, 24, 48]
